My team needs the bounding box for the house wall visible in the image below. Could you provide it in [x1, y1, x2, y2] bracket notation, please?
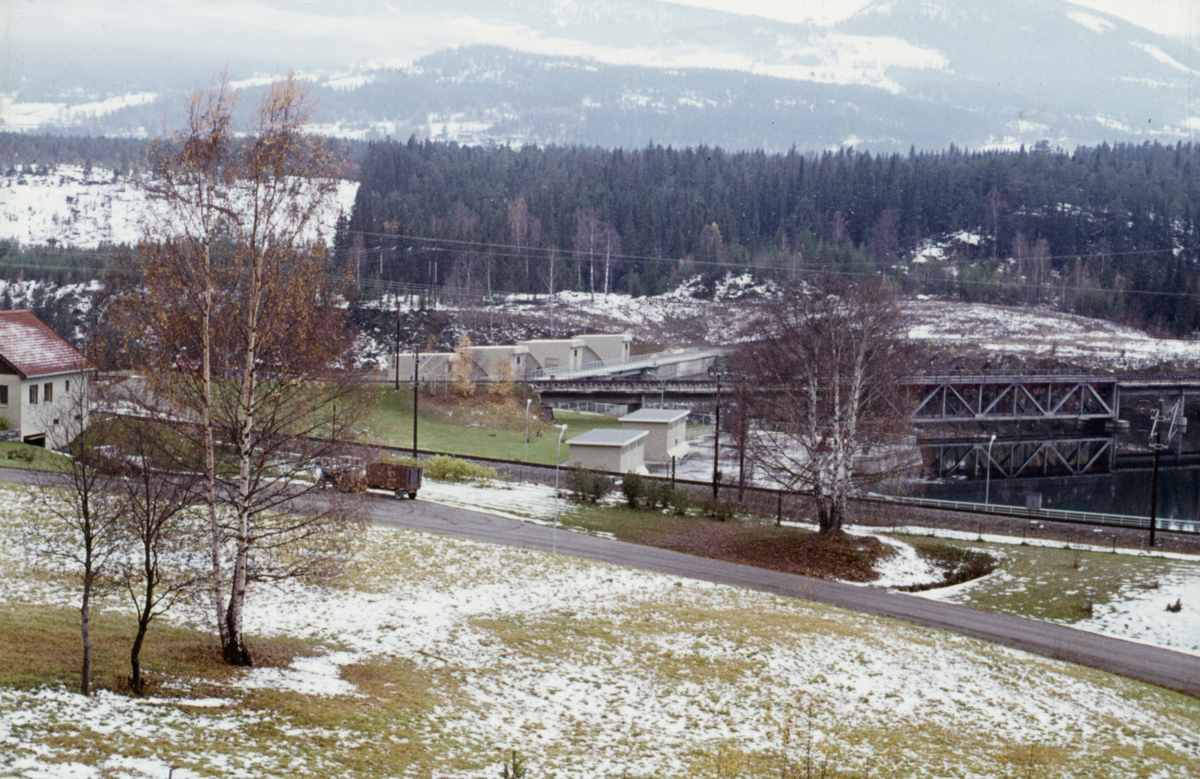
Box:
[0, 369, 18, 439]
[22, 371, 91, 449]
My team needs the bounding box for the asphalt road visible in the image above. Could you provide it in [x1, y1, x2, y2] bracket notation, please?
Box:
[7, 466, 1196, 697]
[368, 493, 1200, 698]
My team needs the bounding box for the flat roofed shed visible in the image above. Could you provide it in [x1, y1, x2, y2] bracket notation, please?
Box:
[566, 428, 649, 475]
[567, 429, 648, 447]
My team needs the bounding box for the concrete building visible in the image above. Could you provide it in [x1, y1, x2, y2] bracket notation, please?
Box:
[566, 428, 648, 474]
[522, 338, 585, 376]
[0, 310, 96, 449]
[619, 408, 690, 461]
[577, 333, 632, 366]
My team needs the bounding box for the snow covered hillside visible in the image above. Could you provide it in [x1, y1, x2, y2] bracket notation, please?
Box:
[0, 165, 358, 249]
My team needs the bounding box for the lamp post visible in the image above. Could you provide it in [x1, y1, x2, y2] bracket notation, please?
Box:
[525, 398, 532, 462]
[553, 424, 567, 554]
[984, 434, 996, 510]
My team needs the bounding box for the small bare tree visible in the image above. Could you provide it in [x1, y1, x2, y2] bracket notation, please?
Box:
[734, 276, 919, 534]
[28, 384, 127, 695]
[108, 410, 204, 691]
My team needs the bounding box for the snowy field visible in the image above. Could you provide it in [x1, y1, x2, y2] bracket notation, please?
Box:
[3, 480, 1199, 778]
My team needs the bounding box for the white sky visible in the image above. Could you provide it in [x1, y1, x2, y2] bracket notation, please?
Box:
[664, 0, 1200, 37]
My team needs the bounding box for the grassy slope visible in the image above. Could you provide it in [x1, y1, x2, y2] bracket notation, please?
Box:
[0, 442, 74, 472]
[361, 386, 625, 464]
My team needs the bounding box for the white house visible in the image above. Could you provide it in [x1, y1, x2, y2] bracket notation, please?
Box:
[566, 428, 649, 475]
[0, 310, 96, 449]
[619, 408, 690, 461]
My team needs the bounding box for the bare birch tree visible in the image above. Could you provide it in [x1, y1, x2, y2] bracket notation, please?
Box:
[123, 72, 370, 666]
[734, 277, 918, 535]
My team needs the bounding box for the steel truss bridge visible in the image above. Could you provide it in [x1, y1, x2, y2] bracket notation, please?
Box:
[924, 437, 1115, 479]
[908, 374, 1120, 423]
[534, 371, 1200, 424]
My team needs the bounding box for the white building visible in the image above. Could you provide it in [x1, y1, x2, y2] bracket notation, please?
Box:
[619, 408, 690, 461]
[566, 429, 648, 475]
[0, 310, 96, 449]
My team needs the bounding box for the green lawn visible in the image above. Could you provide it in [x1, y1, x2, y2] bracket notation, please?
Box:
[361, 387, 627, 464]
[0, 442, 74, 472]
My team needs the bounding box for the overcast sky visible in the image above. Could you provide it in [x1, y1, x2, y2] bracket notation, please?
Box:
[665, 0, 1198, 37]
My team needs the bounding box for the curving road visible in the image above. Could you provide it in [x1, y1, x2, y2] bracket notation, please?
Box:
[369, 494, 1200, 698]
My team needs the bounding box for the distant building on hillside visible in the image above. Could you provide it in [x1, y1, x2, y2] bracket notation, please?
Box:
[386, 332, 633, 382]
[0, 310, 96, 449]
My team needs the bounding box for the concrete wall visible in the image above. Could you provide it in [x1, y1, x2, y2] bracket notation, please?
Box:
[390, 353, 454, 382]
[523, 339, 584, 375]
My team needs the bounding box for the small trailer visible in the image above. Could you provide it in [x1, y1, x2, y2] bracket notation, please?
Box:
[366, 462, 422, 499]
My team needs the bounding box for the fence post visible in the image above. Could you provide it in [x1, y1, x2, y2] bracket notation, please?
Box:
[776, 492, 783, 527]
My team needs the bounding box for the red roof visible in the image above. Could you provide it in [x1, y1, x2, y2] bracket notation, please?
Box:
[0, 310, 95, 379]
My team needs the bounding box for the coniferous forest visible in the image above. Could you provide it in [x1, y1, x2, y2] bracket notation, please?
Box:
[341, 138, 1200, 334]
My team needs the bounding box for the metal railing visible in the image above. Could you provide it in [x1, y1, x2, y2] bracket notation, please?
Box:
[868, 494, 1199, 534]
[549, 401, 629, 416]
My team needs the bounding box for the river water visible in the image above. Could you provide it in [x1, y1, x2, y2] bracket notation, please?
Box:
[913, 394, 1200, 522]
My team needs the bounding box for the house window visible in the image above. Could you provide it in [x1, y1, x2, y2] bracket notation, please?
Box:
[65, 379, 70, 393]
[44, 383, 53, 403]
[29, 385, 37, 404]
[0, 385, 7, 406]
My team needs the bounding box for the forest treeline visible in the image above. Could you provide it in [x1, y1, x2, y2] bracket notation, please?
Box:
[6, 131, 1200, 335]
[342, 138, 1200, 334]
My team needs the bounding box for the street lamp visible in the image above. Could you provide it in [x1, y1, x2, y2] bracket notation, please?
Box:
[984, 434, 996, 510]
[525, 398, 532, 462]
[553, 424, 567, 554]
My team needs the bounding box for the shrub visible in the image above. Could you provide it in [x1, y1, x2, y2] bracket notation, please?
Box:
[697, 495, 735, 521]
[0, 416, 9, 431]
[645, 479, 673, 510]
[568, 467, 613, 504]
[669, 488, 692, 516]
[1167, 598, 1183, 613]
[384, 454, 497, 484]
[621, 472, 646, 508]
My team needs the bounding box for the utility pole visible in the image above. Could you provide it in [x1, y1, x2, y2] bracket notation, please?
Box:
[712, 370, 721, 499]
[394, 300, 402, 392]
[412, 348, 421, 459]
[1149, 399, 1164, 547]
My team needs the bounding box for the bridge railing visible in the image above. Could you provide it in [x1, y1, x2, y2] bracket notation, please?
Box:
[527, 347, 725, 381]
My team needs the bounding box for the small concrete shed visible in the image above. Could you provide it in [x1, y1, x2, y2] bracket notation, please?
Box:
[566, 429, 648, 475]
[619, 408, 690, 461]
